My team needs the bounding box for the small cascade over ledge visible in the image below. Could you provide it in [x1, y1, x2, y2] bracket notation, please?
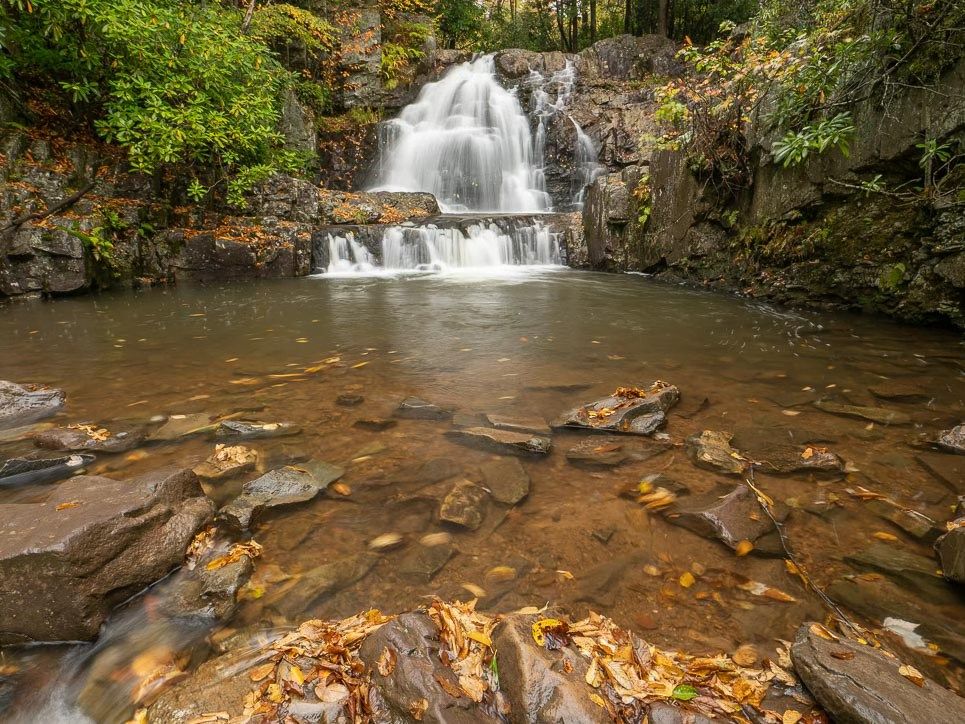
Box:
[314, 215, 566, 275]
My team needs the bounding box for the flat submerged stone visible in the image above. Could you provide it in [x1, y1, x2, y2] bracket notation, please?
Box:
[445, 426, 552, 455]
[220, 460, 344, 528]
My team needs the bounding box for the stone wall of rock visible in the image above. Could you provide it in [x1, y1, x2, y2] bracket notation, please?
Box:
[623, 57, 965, 327]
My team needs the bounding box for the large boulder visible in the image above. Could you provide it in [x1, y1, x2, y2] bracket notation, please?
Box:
[791, 622, 965, 723]
[0, 380, 65, 429]
[553, 383, 679, 436]
[576, 34, 679, 82]
[0, 467, 214, 643]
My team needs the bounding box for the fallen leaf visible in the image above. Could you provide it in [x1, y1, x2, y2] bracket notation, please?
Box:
[408, 698, 428, 720]
[732, 644, 758, 666]
[248, 662, 275, 682]
[460, 582, 486, 598]
[55, 500, 82, 511]
[377, 646, 397, 676]
[331, 482, 351, 496]
[782, 710, 802, 724]
[672, 683, 698, 701]
[735, 539, 754, 556]
[873, 531, 898, 542]
[679, 571, 696, 588]
[809, 623, 838, 641]
[898, 664, 924, 687]
[830, 650, 855, 660]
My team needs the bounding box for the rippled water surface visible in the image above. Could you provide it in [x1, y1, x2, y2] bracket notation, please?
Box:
[1, 270, 963, 720]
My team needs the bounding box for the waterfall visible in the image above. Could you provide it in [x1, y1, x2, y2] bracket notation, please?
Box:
[572, 121, 604, 210]
[326, 232, 376, 273]
[372, 55, 549, 213]
[318, 219, 562, 274]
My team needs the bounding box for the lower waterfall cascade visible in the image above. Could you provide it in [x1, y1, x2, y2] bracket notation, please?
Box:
[321, 219, 562, 274]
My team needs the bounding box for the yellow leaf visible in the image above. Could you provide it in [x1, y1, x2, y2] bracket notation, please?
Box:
[531, 618, 563, 646]
[467, 631, 492, 647]
[589, 693, 606, 708]
[783, 710, 802, 724]
[249, 662, 275, 682]
[331, 482, 351, 496]
[352, 361, 369, 369]
[873, 531, 898, 541]
[809, 623, 838, 641]
[679, 571, 696, 588]
[56, 500, 82, 511]
[898, 664, 924, 687]
[735, 540, 754, 556]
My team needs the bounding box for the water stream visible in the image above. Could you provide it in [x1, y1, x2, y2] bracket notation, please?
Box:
[1, 273, 963, 720]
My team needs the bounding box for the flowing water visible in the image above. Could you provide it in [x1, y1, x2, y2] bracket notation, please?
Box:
[373, 55, 549, 213]
[1, 271, 963, 720]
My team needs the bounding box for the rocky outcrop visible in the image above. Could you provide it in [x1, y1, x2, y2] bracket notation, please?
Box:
[791, 622, 965, 723]
[583, 165, 647, 268]
[0, 467, 213, 644]
[636, 56, 965, 327]
[0, 379, 64, 428]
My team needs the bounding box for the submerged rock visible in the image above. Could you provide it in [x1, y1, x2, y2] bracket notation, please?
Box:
[220, 461, 344, 529]
[215, 419, 301, 440]
[685, 430, 747, 475]
[193, 444, 258, 482]
[148, 413, 215, 442]
[0, 453, 94, 487]
[0, 467, 213, 643]
[336, 393, 364, 407]
[865, 498, 940, 541]
[268, 552, 378, 619]
[33, 424, 145, 454]
[399, 538, 455, 582]
[791, 622, 965, 723]
[936, 526, 964, 584]
[446, 426, 552, 456]
[0, 380, 65, 429]
[869, 380, 930, 402]
[731, 425, 843, 475]
[480, 457, 531, 504]
[845, 543, 953, 603]
[439, 480, 489, 530]
[567, 436, 671, 468]
[664, 484, 786, 556]
[916, 452, 965, 494]
[813, 399, 912, 425]
[553, 382, 679, 436]
[937, 424, 965, 455]
[485, 412, 551, 436]
[394, 396, 453, 421]
[353, 417, 397, 432]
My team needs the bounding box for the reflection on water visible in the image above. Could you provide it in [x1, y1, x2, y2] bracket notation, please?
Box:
[1, 271, 963, 720]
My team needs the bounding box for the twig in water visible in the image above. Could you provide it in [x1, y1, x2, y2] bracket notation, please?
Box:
[744, 468, 863, 637]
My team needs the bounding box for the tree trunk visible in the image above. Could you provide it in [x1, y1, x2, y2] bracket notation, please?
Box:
[590, 0, 597, 43]
[241, 0, 257, 33]
[624, 0, 632, 33]
[657, 0, 669, 37]
[556, 0, 567, 50]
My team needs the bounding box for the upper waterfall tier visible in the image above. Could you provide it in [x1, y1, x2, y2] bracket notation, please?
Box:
[371, 56, 550, 214]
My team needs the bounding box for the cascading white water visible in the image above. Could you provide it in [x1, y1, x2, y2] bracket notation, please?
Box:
[373, 55, 549, 213]
[572, 121, 605, 210]
[326, 232, 376, 273]
[321, 220, 561, 273]
[382, 222, 561, 270]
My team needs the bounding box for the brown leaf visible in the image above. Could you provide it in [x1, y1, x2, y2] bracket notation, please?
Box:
[249, 662, 275, 682]
[377, 646, 397, 676]
[55, 500, 82, 511]
[830, 650, 855, 660]
[898, 664, 924, 687]
[408, 698, 428, 720]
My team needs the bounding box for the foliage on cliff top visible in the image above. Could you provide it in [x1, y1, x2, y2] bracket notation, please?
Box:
[654, 0, 964, 193]
[0, 0, 331, 200]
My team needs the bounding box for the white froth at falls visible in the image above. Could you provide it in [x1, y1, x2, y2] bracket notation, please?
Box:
[372, 55, 548, 213]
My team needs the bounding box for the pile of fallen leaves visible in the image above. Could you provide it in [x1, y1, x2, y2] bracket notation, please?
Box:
[427, 600, 500, 708]
[241, 609, 393, 721]
[534, 611, 818, 723]
[582, 382, 673, 423]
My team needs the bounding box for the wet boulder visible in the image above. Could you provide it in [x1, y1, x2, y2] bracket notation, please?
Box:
[493, 613, 608, 723]
[158, 544, 255, 622]
[0, 380, 64, 429]
[0, 453, 93, 487]
[394, 396, 454, 421]
[480, 457, 531, 505]
[361, 612, 494, 723]
[439, 480, 489, 530]
[33, 424, 146, 453]
[219, 461, 344, 529]
[192, 444, 258, 482]
[215, 419, 301, 440]
[813, 399, 912, 425]
[937, 424, 965, 455]
[0, 467, 214, 643]
[664, 484, 786, 556]
[844, 543, 956, 606]
[685, 430, 747, 475]
[791, 622, 965, 723]
[936, 526, 964, 584]
[446, 427, 552, 456]
[553, 383, 679, 436]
